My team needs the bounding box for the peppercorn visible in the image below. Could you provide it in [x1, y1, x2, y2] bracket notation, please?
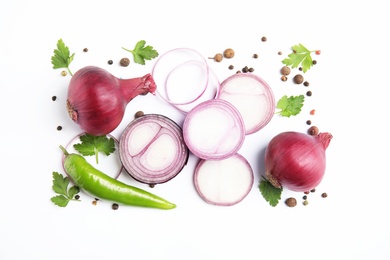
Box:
[228, 65, 234, 70]
[278, 51, 282, 55]
[306, 120, 312, 125]
[112, 203, 119, 210]
[57, 126, 62, 131]
[304, 81, 310, 87]
[61, 70, 67, 76]
[310, 109, 316, 115]
[293, 74, 304, 84]
[303, 200, 309, 206]
[223, 48, 235, 59]
[75, 195, 80, 200]
[303, 195, 307, 200]
[52, 96, 57, 101]
[285, 197, 297, 207]
[242, 66, 249, 73]
[83, 48, 88, 52]
[120, 58, 130, 67]
[92, 200, 97, 206]
[310, 188, 316, 193]
[281, 75, 288, 82]
[261, 36, 267, 42]
[134, 110, 144, 118]
[248, 67, 254, 72]
[281, 66, 291, 75]
[209, 53, 223, 62]
[299, 67, 302, 71]
[304, 191, 310, 194]
[321, 192, 328, 198]
[108, 60, 113, 65]
[308, 126, 319, 135]
[236, 70, 241, 74]
[313, 60, 317, 65]
[306, 91, 312, 96]
[253, 54, 258, 59]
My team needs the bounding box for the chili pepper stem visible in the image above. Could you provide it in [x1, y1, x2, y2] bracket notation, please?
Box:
[59, 145, 70, 156]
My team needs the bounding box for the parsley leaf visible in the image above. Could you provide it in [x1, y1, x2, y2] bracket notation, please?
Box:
[276, 95, 304, 117]
[282, 43, 315, 73]
[51, 172, 80, 207]
[259, 178, 282, 207]
[73, 133, 115, 164]
[122, 40, 159, 65]
[51, 39, 75, 76]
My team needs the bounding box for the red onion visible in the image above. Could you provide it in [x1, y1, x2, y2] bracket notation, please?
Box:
[217, 73, 275, 135]
[194, 153, 254, 206]
[265, 131, 333, 192]
[182, 99, 245, 160]
[66, 66, 157, 136]
[119, 114, 189, 185]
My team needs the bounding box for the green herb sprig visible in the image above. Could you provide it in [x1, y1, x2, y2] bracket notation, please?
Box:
[282, 43, 318, 73]
[122, 40, 159, 65]
[51, 172, 80, 207]
[259, 177, 283, 207]
[73, 133, 116, 164]
[51, 39, 75, 76]
[276, 95, 305, 117]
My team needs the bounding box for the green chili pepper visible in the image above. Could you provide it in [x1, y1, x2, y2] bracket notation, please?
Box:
[59, 145, 176, 210]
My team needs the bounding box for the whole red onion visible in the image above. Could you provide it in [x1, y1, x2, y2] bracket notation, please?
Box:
[264, 131, 333, 192]
[66, 66, 156, 136]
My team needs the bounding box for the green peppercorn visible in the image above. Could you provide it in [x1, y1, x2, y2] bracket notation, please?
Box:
[61, 71, 67, 76]
[303, 200, 309, 206]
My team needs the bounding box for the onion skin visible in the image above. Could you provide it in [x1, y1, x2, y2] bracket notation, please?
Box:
[66, 66, 157, 136]
[265, 132, 332, 192]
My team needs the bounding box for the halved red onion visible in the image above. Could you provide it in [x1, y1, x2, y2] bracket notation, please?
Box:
[194, 153, 254, 206]
[119, 114, 189, 185]
[217, 73, 275, 135]
[182, 99, 245, 160]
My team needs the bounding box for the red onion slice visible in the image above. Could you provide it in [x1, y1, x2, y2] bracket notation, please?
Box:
[217, 73, 275, 135]
[173, 64, 220, 113]
[119, 114, 189, 185]
[152, 48, 209, 106]
[62, 132, 123, 180]
[194, 153, 254, 206]
[183, 99, 245, 160]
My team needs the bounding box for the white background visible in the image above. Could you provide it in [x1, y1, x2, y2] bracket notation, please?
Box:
[1, 1, 389, 259]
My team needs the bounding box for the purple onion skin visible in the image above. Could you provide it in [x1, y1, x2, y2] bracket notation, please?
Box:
[265, 132, 332, 192]
[66, 66, 156, 136]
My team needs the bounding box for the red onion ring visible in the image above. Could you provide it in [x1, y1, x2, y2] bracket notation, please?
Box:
[217, 73, 275, 135]
[182, 99, 245, 160]
[152, 48, 210, 106]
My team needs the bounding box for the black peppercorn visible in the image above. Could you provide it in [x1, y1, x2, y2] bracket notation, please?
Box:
[52, 96, 57, 101]
[108, 60, 113, 65]
[57, 126, 62, 131]
[306, 91, 312, 96]
[112, 203, 119, 210]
